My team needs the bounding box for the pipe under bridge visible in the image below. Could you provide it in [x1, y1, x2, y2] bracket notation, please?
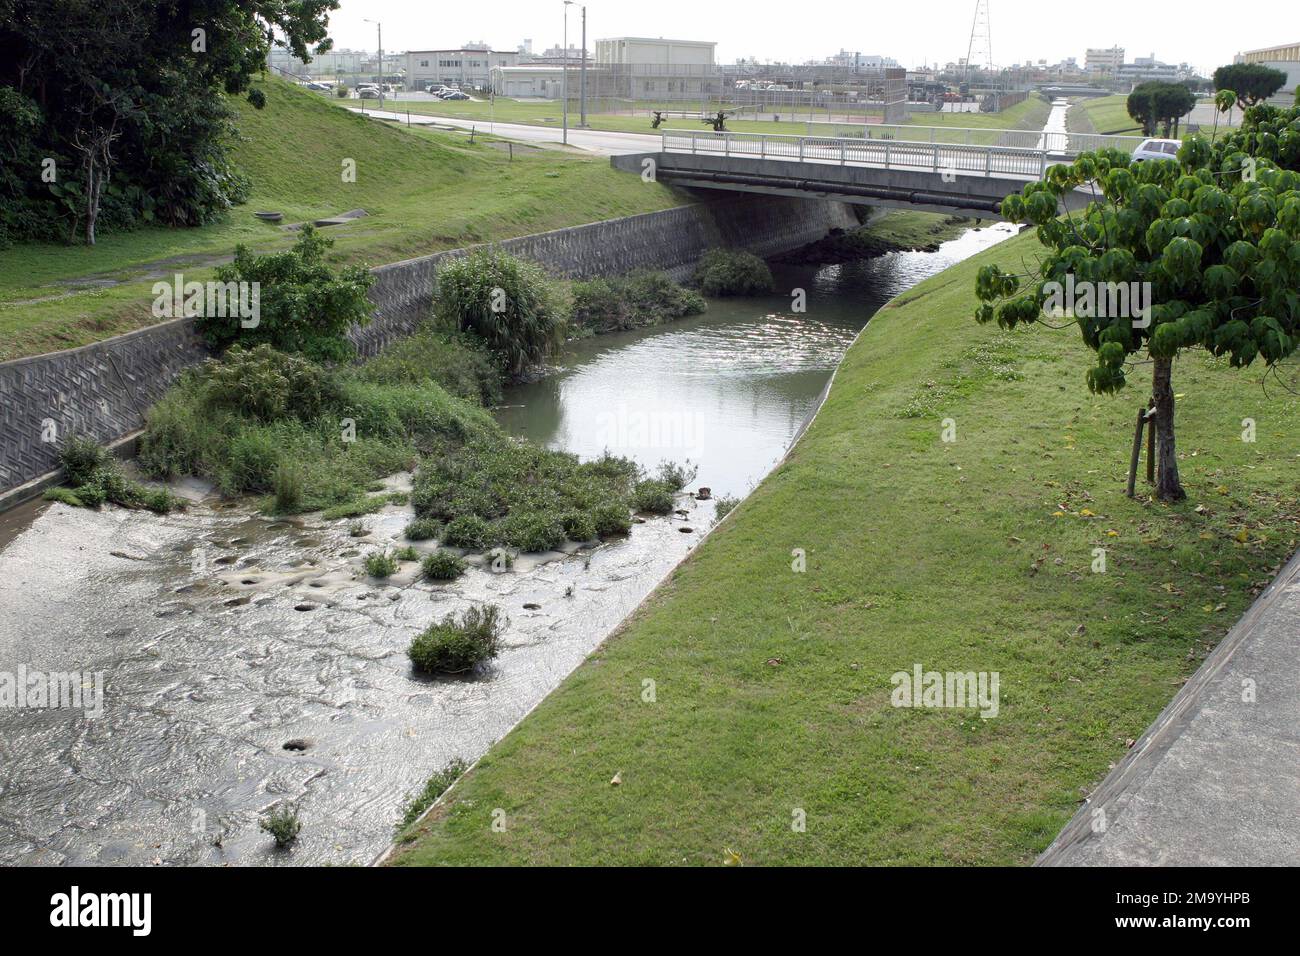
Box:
[613, 129, 1099, 219]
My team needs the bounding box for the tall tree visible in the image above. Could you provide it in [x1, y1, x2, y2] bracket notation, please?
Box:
[1127, 81, 1197, 138]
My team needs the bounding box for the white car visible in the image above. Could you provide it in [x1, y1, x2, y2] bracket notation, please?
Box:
[1132, 138, 1181, 163]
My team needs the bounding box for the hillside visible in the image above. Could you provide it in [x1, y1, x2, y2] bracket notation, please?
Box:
[0, 77, 682, 360]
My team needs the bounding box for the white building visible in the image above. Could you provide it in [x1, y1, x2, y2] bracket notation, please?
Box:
[1237, 41, 1300, 101]
[403, 49, 519, 91]
[1085, 46, 1124, 74]
[595, 37, 716, 67]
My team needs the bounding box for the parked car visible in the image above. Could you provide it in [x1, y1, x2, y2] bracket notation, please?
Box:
[440, 91, 470, 101]
[358, 88, 380, 100]
[1132, 138, 1181, 163]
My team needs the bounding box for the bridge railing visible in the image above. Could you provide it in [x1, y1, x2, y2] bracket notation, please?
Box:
[661, 129, 1052, 178]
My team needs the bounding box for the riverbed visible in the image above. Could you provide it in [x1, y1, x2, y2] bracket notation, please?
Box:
[0, 220, 1016, 866]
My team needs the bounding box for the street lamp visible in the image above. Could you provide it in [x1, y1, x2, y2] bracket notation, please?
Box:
[363, 18, 383, 110]
[562, 1, 573, 145]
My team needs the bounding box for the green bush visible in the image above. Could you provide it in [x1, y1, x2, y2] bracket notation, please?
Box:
[655, 459, 698, 491]
[222, 428, 280, 493]
[59, 435, 109, 485]
[407, 605, 503, 674]
[499, 511, 566, 553]
[442, 514, 494, 549]
[359, 330, 503, 407]
[560, 510, 597, 542]
[693, 248, 775, 296]
[202, 226, 375, 362]
[46, 438, 178, 514]
[434, 248, 563, 376]
[713, 494, 740, 520]
[421, 550, 467, 580]
[632, 478, 676, 514]
[201, 344, 342, 423]
[364, 551, 399, 578]
[335, 85, 350, 98]
[394, 545, 421, 562]
[569, 271, 706, 334]
[273, 458, 305, 512]
[260, 804, 302, 849]
[592, 501, 632, 535]
[404, 517, 442, 541]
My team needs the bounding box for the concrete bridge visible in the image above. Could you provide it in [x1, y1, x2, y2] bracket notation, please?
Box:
[613, 129, 1101, 219]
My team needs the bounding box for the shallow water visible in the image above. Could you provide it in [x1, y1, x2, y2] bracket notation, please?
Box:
[0, 220, 1016, 866]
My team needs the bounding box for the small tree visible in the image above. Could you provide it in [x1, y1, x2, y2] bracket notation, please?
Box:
[1213, 63, 1288, 110]
[975, 101, 1300, 502]
[1126, 81, 1196, 138]
[203, 226, 374, 361]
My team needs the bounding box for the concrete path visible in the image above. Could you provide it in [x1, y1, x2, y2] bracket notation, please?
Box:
[1038, 548, 1300, 866]
[348, 108, 661, 155]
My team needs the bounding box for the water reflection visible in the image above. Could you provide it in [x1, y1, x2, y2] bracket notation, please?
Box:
[497, 222, 1018, 496]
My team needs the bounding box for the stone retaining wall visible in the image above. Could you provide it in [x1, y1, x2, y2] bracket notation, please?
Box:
[0, 194, 857, 503]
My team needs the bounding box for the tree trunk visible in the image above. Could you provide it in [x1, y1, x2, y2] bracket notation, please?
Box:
[1151, 356, 1185, 501]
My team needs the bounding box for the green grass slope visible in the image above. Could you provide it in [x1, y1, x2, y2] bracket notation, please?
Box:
[0, 77, 680, 360]
[389, 226, 1300, 866]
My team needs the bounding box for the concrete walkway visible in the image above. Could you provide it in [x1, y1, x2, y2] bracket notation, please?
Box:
[1038, 548, 1300, 866]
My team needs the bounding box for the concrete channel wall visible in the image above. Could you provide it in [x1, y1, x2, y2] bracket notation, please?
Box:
[0, 194, 859, 506]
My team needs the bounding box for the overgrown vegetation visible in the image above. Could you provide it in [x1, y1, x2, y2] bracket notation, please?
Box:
[568, 270, 706, 334]
[364, 551, 399, 578]
[435, 248, 563, 377]
[692, 248, 775, 297]
[358, 330, 503, 407]
[421, 550, 467, 581]
[407, 604, 504, 674]
[201, 226, 374, 361]
[43, 435, 177, 513]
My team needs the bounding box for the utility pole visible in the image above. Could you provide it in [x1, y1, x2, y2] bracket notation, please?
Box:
[562, 1, 572, 144]
[579, 5, 588, 127]
[364, 18, 384, 109]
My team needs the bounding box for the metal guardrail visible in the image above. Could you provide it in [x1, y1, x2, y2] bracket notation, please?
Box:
[663, 123, 1147, 155]
[661, 129, 1053, 179]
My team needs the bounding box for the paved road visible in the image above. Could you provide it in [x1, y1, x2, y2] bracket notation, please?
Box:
[1039, 547, 1300, 866]
[350, 108, 660, 155]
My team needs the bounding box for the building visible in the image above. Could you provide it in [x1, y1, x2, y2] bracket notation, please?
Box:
[1237, 41, 1300, 101]
[595, 37, 716, 67]
[1116, 54, 1192, 84]
[1085, 46, 1124, 74]
[403, 48, 519, 91]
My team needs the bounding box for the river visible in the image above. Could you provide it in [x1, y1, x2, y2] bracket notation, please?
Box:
[0, 219, 1016, 866]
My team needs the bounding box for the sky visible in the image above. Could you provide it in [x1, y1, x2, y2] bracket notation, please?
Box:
[321, 0, 1291, 76]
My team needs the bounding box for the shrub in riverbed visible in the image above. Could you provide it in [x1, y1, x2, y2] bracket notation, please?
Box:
[442, 514, 495, 549]
[404, 517, 442, 541]
[499, 511, 566, 553]
[713, 494, 740, 521]
[592, 501, 632, 535]
[421, 550, 467, 581]
[259, 804, 302, 849]
[364, 551, 399, 578]
[655, 459, 698, 491]
[394, 545, 421, 562]
[692, 248, 775, 297]
[631, 478, 676, 514]
[44, 436, 178, 514]
[568, 270, 706, 334]
[358, 330, 503, 407]
[434, 248, 563, 377]
[221, 427, 281, 494]
[560, 510, 597, 542]
[407, 604, 503, 674]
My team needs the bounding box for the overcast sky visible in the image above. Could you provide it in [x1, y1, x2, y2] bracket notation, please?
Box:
[321, 0, 1289, 75]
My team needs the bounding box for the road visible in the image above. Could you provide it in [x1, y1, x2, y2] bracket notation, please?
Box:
[349, 108, 661, 155]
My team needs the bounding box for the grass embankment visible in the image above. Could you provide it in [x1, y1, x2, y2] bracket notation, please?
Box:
[355, 91, 1050, 142]
[1068, 94, 1143, 137]
[389, 225, 1300, 866]
[0, 77, 681, 361]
